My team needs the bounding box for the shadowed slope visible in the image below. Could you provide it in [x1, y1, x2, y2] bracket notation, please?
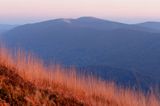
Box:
[0, 47, 159, 106]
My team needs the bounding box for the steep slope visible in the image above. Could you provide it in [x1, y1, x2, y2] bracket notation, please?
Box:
[0, 47, 159, 106]
[0, 65, 85, 106]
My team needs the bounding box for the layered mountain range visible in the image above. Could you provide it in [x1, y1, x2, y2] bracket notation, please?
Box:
[1, 17, 160, 91]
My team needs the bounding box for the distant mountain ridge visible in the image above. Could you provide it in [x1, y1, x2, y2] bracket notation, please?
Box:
[0, 24, 17, 34]
[9, 17, 160, 32]
[1, 17, 160, 91]
[137, 21, 160, 31]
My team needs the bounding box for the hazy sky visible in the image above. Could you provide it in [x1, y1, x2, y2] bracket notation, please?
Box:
[0, 0, 160, 24]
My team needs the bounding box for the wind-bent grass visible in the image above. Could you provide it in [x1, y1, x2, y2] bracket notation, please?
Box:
[0, 46, 159, 106]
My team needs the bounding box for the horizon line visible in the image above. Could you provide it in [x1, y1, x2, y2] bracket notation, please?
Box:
[1, 16, 160, 25]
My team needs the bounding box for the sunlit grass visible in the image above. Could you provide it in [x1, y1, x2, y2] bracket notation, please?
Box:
[0, 46, 159, 106]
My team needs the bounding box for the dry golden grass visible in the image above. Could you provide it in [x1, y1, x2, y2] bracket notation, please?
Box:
[0, 46, 159, 106]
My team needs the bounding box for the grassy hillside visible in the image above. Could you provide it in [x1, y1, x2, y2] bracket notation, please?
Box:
[0, 47, 159, 106]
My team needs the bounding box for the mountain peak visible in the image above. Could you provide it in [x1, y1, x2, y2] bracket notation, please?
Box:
[77, 16, 100, 20]
[76, 16, 106, 22]
[60, 18, 73, 23]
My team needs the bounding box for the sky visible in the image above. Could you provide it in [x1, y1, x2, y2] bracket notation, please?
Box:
[0, 0, 160, 24]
